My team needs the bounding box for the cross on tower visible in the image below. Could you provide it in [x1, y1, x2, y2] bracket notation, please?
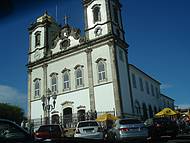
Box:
[64, 15, 69, 25]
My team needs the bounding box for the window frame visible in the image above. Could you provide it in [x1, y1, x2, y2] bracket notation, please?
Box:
[34, 31, 41, 47]
[97, 60, 107, 82]
[50, 73, 58, 93]
[62, 70, 70, 91]
[132, 73, 137, 88]
[151, 84, 155, 96]
[139, 77, 144, 91]
[75, 66, 84, 88]
[92, 4, 101, 23]
[34, 78, 41, 98]
[145, 81, 150, 94]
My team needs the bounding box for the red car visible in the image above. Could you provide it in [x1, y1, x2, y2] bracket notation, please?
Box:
[34, 124, 64, 140]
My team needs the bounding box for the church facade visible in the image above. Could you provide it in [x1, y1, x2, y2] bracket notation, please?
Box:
[27, 0, 174, 128]
[27, 0, 133, 126]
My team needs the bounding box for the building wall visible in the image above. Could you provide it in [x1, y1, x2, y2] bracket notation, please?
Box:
[129, 64, 161, 118]
[160, 94, 175, 109]
[116, 47, 132, 115]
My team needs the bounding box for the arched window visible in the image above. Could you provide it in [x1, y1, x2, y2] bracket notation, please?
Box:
[50, 73, 58, 93]
[63, 70, 70, 90]
[142, 103, 148, 120]
[75, 66, 84, 87]
[97, 61, 106, 81]
[135, 100, 141, 116]
[35, 31, 41, 47]
[96, 58, 107, 82]
[92, 5, 101, 23]
[34, 78, 41, 97]
[148, 105, 153, 118]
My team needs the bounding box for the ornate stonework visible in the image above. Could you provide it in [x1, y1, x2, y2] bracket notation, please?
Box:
[52, 24, 85, 49]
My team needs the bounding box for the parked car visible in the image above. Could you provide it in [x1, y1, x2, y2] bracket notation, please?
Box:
[107, 118, 148, 142]
[0, 119, 35, 143]
[144, 117, 178, 139]
[74, 120, 104, 139]
[34, 124, 64, 140]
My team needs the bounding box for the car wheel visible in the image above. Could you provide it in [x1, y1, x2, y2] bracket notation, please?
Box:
[108, 132, 116, 142]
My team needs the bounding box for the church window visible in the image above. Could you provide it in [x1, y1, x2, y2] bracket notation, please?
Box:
[151, 84, 155, 96]
[63, 70, 70, 90]
[75, 66, 84, 88]
[50, 73, 58, 93]
[92, 5, 101, 23]
[135, 100, 141, 116]
[34, 78, 41, 97]
[113, 6, 119, 24]
[132, 73, 137, 88]
[145, 81, 150, 94]
[119, 49, 124, 61]
[155, 87, 159, 98]
[139, 77, 144, 91]
[35, 31, 41, 47]
[97, 61, 106, 81]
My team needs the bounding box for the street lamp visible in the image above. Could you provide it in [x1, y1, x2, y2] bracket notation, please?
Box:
[41, 88, 57, 124]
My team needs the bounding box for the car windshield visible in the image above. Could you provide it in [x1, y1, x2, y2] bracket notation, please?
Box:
[38, 125, 60, 132]
[119, 119, 141, 124]
[78, 121, 98, 128]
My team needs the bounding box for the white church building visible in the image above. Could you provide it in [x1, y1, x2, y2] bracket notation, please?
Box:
[27, 0, 174, 127]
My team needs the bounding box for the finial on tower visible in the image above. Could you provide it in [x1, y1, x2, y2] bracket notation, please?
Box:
[64, 15, 70, 25]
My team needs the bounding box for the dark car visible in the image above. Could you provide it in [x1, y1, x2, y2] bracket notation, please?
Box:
[34, 124, 64, 140]
[0, 119, 35, 143]
[144, 117, 178, 139]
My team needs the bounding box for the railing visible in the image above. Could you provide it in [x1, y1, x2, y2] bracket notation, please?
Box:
[29, 111, 115, 132]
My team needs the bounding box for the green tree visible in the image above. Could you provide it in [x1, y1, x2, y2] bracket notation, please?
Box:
[0, 103, 25, 124]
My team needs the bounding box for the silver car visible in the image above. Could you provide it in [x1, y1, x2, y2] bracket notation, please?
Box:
[74, 120, 104, 139]
[108, 118, 148, 142]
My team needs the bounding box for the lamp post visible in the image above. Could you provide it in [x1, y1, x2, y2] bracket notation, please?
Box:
[41, 88, 57, 124]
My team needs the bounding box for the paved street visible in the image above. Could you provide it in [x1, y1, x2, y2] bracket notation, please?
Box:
[147, 133, 190, 143]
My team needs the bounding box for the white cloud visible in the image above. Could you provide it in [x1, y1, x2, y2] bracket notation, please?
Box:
[160, 83, 173, 89]
[176, 104, 190, 109]
[0, 85, 27, 113]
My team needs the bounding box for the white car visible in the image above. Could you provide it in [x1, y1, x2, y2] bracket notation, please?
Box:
[74, 120, 104, 139]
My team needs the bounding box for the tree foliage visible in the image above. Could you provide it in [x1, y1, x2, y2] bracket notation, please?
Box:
[0, 103, 25, 124]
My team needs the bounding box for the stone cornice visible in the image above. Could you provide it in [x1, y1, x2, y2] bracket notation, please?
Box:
[27, 33, 128, 68]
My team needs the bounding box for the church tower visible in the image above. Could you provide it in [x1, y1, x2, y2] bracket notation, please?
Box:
[83, 0, 125, 41]
[83, 0, 134, 117]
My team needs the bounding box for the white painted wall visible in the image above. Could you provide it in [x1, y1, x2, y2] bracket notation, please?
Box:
[91, 44, 113, 85]
[46, 51, 88, 92]
[129, 64, 161, 116]
[94, 83, 115, 112]
[116, 47, 132, 115]
[31, 100, 44, 119]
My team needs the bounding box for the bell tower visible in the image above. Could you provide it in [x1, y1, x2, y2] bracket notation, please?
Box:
[83, 0, 125, 41]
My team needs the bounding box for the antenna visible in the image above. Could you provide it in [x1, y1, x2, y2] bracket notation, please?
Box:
[55, 4, 58, 22]
[64, 15, 70, 25]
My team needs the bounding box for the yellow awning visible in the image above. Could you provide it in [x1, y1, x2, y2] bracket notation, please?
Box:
[155, 108, 177, 116]
[96, 113, 119, 122]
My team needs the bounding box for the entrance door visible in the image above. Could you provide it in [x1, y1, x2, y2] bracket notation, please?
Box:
[63, 107, 72, 128]
[77, 109, 85, 122]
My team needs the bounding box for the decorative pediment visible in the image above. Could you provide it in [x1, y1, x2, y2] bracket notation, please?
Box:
[52, 24, 85, 49]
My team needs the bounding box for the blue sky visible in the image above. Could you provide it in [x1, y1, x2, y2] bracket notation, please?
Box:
[0, 0, 189, 113]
